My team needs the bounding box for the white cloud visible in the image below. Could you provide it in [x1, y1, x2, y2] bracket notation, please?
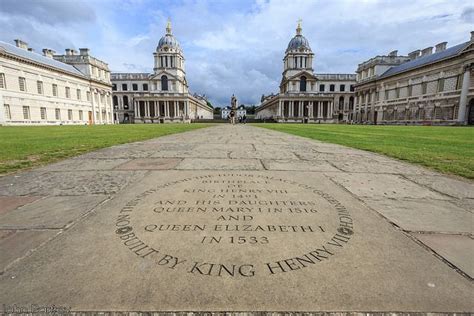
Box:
[1, 0, 473, 106]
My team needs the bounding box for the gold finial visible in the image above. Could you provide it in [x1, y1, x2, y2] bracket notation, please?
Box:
[296, 18, 302, 35]
[166, 18, 172, 34]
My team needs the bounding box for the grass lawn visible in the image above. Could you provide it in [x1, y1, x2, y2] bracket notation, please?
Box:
[254, 124, 474, 179]
[0, 124, 214, 175]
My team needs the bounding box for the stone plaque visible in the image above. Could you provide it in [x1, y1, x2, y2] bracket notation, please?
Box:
[114, 173, 354, 278]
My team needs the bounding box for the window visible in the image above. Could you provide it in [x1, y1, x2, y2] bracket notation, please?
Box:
[340, 84, 345, 92]
[161, 75, 168, 91]
[112, 84, 117, 91]
[79, 110, 83, 121]
[86, 91, 91, 101]
[40, 107, 47, 120]
[37, 81, 43, 94]
[68, 109, 73, 120]
[350, 85, 354, 92]
[300, 76, 307, 92]
[55, 108, 61, 120]
[102, 110, 106, 121]
[438, 78, 445, 92]
[0, 73, 5, 89]
[19, 77, 26, 91]
[319, 84, 325, 92]
[132, 84, 138, 91]
[123, 95, 129, 109]
[422, 82, 427, 94]
[52, 84, 58, 96]
[22, 106, 30, 119]
[408, 85, 412, 97]
[385, 90, 389, 100]
[456, 74, 463, 90]
[65, 87, 70, 98]
[4, 104, 11, 119]
[77, 89, 81, 100]
[122, 83, 128, 91]
[143, 83, 148, 91]
[100, 94, 105, 104]
[113, 95, 118, 108]
[329, 84, 335, 92]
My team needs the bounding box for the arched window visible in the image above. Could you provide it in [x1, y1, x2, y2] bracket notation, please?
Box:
[339, 96, 344, 110]
[300, 76, 307, 92]
[161, 75, 168, 91]
[123, 95, 129, 109]
[349, 96, 354, 110]
[113, 95, 118, 107]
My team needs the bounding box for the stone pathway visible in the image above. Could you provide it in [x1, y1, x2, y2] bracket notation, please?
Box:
[0, 125, 472, 313]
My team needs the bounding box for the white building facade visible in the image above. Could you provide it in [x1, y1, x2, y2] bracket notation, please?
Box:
[0, 39, 113, 125]
[111, 21, 213, 123]
[256, 22, 356, 123]
[354, 31, 474, 125]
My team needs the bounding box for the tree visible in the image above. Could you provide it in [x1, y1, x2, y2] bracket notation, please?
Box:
[213, 107, 221, 115]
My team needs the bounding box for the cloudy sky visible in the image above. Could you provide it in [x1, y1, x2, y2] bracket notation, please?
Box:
[1, 0, 473, 106]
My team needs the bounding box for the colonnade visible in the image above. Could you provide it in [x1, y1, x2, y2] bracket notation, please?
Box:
[134, 99, 189, 119]
[277, 99, 334, 119]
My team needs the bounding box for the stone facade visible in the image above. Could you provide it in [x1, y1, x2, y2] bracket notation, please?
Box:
[0, 40, 113, 125]
[111, 21, 212, 124]
[256, 22, 356, 123]
[354, 32, 474, 125]
[221, 105, 246, 119]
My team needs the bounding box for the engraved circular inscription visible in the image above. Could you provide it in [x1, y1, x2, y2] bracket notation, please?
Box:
[114, 173, 354, 278]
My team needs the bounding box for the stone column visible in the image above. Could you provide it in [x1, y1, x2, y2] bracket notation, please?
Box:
[278, 100, 282, 117]
[318, 101, 322, 118]
[458, 65, 471, 124]
[289, 101, 294, 117]
[310, 101, 314, 118]
[299, 101, 303, 118]
[165, 101, 169, 117]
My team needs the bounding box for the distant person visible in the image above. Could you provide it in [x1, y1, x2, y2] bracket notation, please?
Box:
[243, 114, 247, 124]
[229, 110, 235, 125]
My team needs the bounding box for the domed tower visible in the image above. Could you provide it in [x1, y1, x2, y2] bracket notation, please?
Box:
[153, 20, 188, 93]
[282, 20, 314, 80]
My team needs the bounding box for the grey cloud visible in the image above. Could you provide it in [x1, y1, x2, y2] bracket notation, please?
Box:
[1, 0, 96, 25]
[461, 7, 474, 23]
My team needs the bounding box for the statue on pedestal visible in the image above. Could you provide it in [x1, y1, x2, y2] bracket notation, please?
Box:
[230, 94, 237, 125]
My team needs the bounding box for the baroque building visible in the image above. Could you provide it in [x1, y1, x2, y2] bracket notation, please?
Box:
[111, 21, 213, 123]
[354, 31, 474, 125]
[256, 22, 356, 123]
[0, 39, 113, 125]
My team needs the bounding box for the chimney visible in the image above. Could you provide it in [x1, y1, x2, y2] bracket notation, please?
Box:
[70, 49, 77, 55]
[408, 50, 420, 60]
[79, 48, 90, 56]
[435, 42, 447, 52]
[388, 50, 398, 57]
[42, 48, 56, 58]
[421, 47, 433, 57]
[27, 47, 34, 52]
[14, 39, 28, 50]
[65, 48, 71, 55]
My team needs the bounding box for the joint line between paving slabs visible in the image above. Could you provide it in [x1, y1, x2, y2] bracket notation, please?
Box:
[324, 174, 474, 282]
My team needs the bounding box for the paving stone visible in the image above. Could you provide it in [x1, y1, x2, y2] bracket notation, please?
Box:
[176, 158, 263, 170]
[150, 149, 229, 158]
[262, 159, 341, 172]
[0, 230, 58, 271]
[327, 173, 451, 200]
[330, 159, 436, 175]
[115, 158, 182, 170]
[363, 198, 473, 234]
[229, 150, 298, 160]
[0, 196, 42, 215]
[0, 195, 107, 229]
[0, 171, 146, 196]
[415, 234, 474, 278]
[405, 175, 474, 199]
[38, 158, 130, 171]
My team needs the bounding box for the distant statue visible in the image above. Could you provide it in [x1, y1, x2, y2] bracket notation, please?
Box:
[231, 94, 238, 111]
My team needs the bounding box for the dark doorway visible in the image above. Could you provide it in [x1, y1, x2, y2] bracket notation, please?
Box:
[468, 99, 474, 125]
[374, 111, 378, 125]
